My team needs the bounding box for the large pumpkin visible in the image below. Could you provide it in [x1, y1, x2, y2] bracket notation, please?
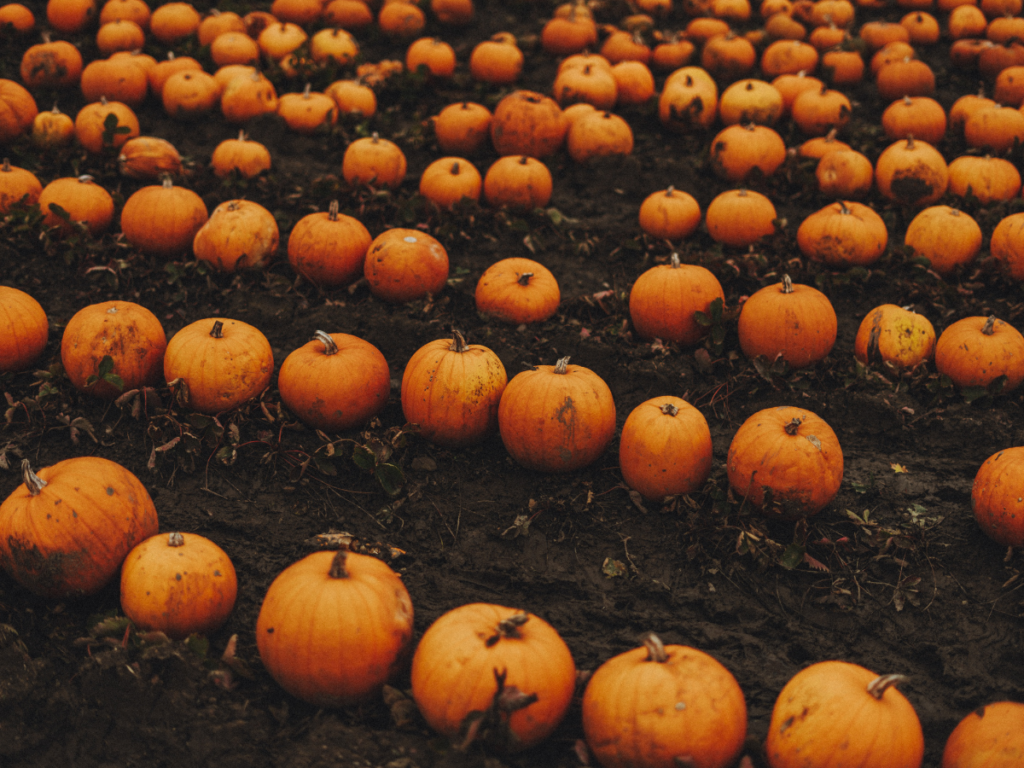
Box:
[410, 602, 576, 752]
[582, 634, 747, 768]
[934, 315, 1024, 393]
[256, 550, 414, 707]
[490, 90, 569, 158]
[497, 356, 616, 473]
[401, 330, 507, 447]
[971, 447, 1024, 548]
[0, 457, 159, 597]
[942, 701, 1024, 768]
[766, 661, 924, 768]
[727, 405, 843, 518]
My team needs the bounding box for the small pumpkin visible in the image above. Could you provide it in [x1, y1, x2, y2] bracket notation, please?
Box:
[942, 701, 1024, 768]
[497, 356, 616, 473]
[325, 78, 376, 119]
[766, 661, 923, 768]
[704, 188, 776, 249]
[364, 228, 449, 303]
[874, 135, 948, 207]
[38, 175, 115, 237]
[904, 206, 982, 275]
[619, 397, 713, 501]
[0, 78, 37, 143]
[946, 155, 1021, 204]
[20, 37, 83, 89]
[47, 0, 98, 33]
[277, 331, 390, 432]
[0, 457, 159, 598]
[419, 157, 482, 208]
[211, 131, 271, 178]
[161, 69, 220, 119]
[796, 200, 888, 268]
[934, 316, 1024, 393]
[658, 66, 718, 131]
[990, 212, 1024, 280]
[401, 330, 508, 447]
[309, 27, 359, 66]
[277, 84, 337, 134]
[410, 603, 576, 752]
[256, 550, 414, 707]
[490, 90, 569, 158]
[709, 123, 786, 181]
[377, 0, 425, 39]
[406, 36, 457, 78]
[74, 98, 139, 153]
[30, 105, 75, 149]
[120, 532, 237, 640]
[149, 1, 201, 45]
[881, 95, 947, 145]
[474, 257, 560, 324]
[196, 9, 245, 44]
[854, 304, 936, 370]
[342, 132, 407, 189]
[815, 147, 874, 198]
[79, 56, 149, 106]
[482, 155, 553, 211]
[0, 285, 48, 373]
[192, 200, 280, 273]
[718, 78, 783, 126]
[0, 157, 41, 214]
[629, 253, 724, 345]
[433, 101, 493, 155]
[120, 177, 208, 257]
[287, 200, 372, 288]
[638, 186, 701, 241]
[737, 275, 837, 369]
[469, 33, 524, 84]
[220, 71, 279, 123]
[117, 135, 183, 179]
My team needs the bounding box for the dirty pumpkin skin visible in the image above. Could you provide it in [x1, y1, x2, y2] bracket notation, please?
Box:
[854, 304, 936, 369]
[497, 356, 615, 473]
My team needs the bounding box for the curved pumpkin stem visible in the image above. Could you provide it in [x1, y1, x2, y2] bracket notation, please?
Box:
[302, 83, 312, 98]
[78, 175, 94, 183]
[328, 200, 339, 221]
[21, 459, 47, 496]
[554, 356, 571, 374]
[486, 611, 529, 646]
[905, 134, 915, 149]
[781, 274, 794, 294]
[867, 673, 909, 699]
[837, 200, 850, 215]
[210, 320, 224, 338]
[660, 402, 679, 416]
[784, 417, 803, 435]
[982, 315, 997, 335]
[449, 329, 469, 353]
[642, 632, 669, 663]
[168, 532, 185, 547]
[313, 330, 338, 355]
[328, 550, 350, 578]
[517, 272, 534, 285]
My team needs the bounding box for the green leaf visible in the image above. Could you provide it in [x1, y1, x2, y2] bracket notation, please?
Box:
[185, 634, 209, 658]
[97, 355, 114, 378]
[375, 462, 405, 496]
[962, 386, 988, 404]
[351, 444, 375, 472]
[779, 543, 805, 570]
[313, 455, 337, 476]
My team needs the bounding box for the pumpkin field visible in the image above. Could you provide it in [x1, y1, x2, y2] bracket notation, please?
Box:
[1, 0, 1024, 765]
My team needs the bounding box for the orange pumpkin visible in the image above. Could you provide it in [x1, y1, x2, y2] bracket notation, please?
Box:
[210, 131, 271, 178]
[20, 38, 83, 89]
[854, 304, 936, 370]
[482, 155, 552, 211]
[990, 212, 1024, 280]
[638, 186, 701, 241]
[474, 257, 560, 324]
[256, 550, 414, 707]
[342, 133, 407, 188]
[433, 101, 493, 155]
[161, 69, 220, 119]
[401, 330, 508, 447]
[942, 701, 1024, 768]
[619, 397, 713, 500]
[0, 79, 37, 143]
[277, 331, 390, 432]
[419, 157, 482, 208]
[796, 200, 888, 268]
[38, 175, 115, 237]
[325, 78, 376, 118]
[497, 356, 616, 473]
[0, 285, 48, 373]
[766, 661, 923, 768]
[120, 177, 208, 257]
[935, 316, 1024, 393]
[490, 90, 569, 158]
[710, 123, 787, 181]
[0, 158, 41, 214]
[79, 56, 148, 106]
[117, 135, 183, 179]
[364, 228, 449, 303]
[410, 603, 576, 752]
[904, 206, 982, 275]
[61, 300, 166, 399]
[0, 457, 159, 598]
[277, 84, 337, 134]
[46, 0, 97, 34]
[658, 66, 718, 131]
[287, 201, 371, 288]
[192, 200, 279, 272]
[705, 188, 777, 249]
[469, 34, 524, 84]
[972, 448, 1024, 548]
[629, 253, 724, 345]
[220, 71, 279, 123]
[149, 1, 200, 45]
[74, 98, 139, 153]
[30, 105, 75, 149]
[120, 532, 237, 639]
[582, 633, 747, 768]
[875, 136, 948, 207]
[738, 275, 837, 369]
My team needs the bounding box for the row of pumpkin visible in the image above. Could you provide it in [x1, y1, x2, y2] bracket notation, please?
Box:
[0, 451, 1019, 767]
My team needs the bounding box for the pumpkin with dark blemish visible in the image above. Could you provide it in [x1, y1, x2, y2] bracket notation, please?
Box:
[942, 700, 1024, 768]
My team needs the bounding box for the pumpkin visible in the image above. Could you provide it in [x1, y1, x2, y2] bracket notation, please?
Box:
[210, 31, 260, 67]
[0, 285, 48, 373]
[469, 33, 524, 84]
[790, 85, 853, 135]
[433, 102, 493, 155]
[943, 701, 1024, 768]
[727, 405, 843, 518]
[881, 95, 947, 145]
[876, 57, 936, 100]
[431, 0, 474, 23]
[38, 175, 115, 237]
[120, 177, 208, 257]
[611, 60, 655, 106]
[220, 71, 279, 123]
[117, 135, 183, 179]
[772, 72, 823, 116]
[619, 397, 713, 500]
[192, 200, 279, 273]
[161, 70, 220, 119]
[410, 603, 576, 752]
[0, 79, 37, 143]
[710, 123, 786, 181]
[796, 200, 888, 268]
[947, 155, 1021, 204]
[490, 90, 569, 158]
[875, 136, 948, 207]
[497, 356, 616, 473]
[287, 201, 371, 288]
[277, 84, 338, 135]
[972, 448, 1024, 548]
[798, 129, 850, 159]
[540, 10, 599, 55]
[0, 158, 41, 214]
[766, 661, 923, 768]
[701, 33, 757, 80]
[149, 1, 201, 45]
[0, 3, 35, 32]
[196, 8, 245, 44]
[211, 131, 271, 178]
[760, 39, 819, 76]
[323, 0, 374, 29]
[658, 66, 718, 131]
[582, 633, 746, 768]
[651, 35, 696, 71]
[602, 28, 652, 64]
[101, 0, 150, 28]
[638, 186, 701, 241]
[718, 78, 783, 126]
[419, 157, 483, 208]
[737, 275, 837, 369]
[79, 56, 148, 106]
[271, 0, 322, 24]
[0, 457, 159, 598]
[148, 53, 202, 97]
[96, 19, 145, 55]
[904, 206, 982, 275]
[46, 0, 96, 34]
[20, 38, 83, 89]
[256, 550, 414, 707]
[30, 105, 75, 149]
[854, 304, 936, 370]
[816, 147, 874, 198]
[401, 330, 508, 447]
[474, 257, 560, 324]
[990, 212, 1024, 280]
[74, 98, 139, 153]
[552, 63, 618, 110]
[950, 90, 996, 135]
[163, 319, 274, 414]
[278, 331, 390, 432]
[629, 253, 724, 345]
[406, 36, 457, 77]
[120, 532, 237, 640]
[934, 316, 1024, 392]
[309, 28, 358, 66]
[377, 0, 425, 39]
[482, 156, 553, 211]
[704, 188, 776, 249]
[364, 228, 449, 303]
[342, 133, 407, 188]
[61, 300, 166, 399]
[325, 79, 376, 119]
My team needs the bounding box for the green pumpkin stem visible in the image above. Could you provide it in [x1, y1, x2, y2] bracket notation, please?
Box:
[210, 320, 224, 339]
[21, 459, 47, 496]
[982, 315, 997, 336]
[867, 673, 909, 699]
[486, 611, 529, 646]
[328, 550, 349, 578]
[642, 632, 669, 663]
[314, 330, 338, 355]
[168, 532, 185, 547]
[449, 329, 469, 353]
[554, 356, 571, 374]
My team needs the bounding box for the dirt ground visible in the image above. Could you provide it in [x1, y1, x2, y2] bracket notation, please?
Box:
[1, 0, 1023, 766]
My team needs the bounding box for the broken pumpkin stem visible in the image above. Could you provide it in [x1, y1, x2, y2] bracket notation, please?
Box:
[554, 356, 571, 374]
[161, 175, 173, 188]
[781, 274, 794, 294]
[982, 315, 997, 335]
[642, 632, 669, 663]
[210, 320, 224, 338]
[328, 200, 339, 221]
[449, 329, 469, 353]
[21, 459, 47, 496]
[328, 550, 350, 578]
[314, 330, 339, 355]
[660, 402, 679, 416]
[517, 272, 533, 285]
[784, 417, 803, 435]
[867, 673, 909, 699]
[486, 611, 529, 646]
[168, 532, 185, 547]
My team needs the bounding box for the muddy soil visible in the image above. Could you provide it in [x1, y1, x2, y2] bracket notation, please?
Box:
[0, 1, 1023, 766]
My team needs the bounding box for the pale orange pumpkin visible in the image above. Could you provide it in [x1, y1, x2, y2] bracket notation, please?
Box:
[854, 304, 936, 370]
[192, 200, 279, 272]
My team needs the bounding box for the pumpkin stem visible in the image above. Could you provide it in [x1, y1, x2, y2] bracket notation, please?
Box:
[328, 550, 349, 578]
[449, 329, 469, 352]
[641, 632, 669, 663]
[982, 315, 997, 335]
[518, 156, 529, 165]
[1, 158, 9, 172]
[486, 611, 529, 646]
[210, 320, 224, 338]
[905, 134, 915, 149]
[168, 532, 185, 547]
[838, 200, 850, 214]
[665, 185, 675, 196]
[450, 161, 460, 175]
[78, 175, 94, 183]
[781, 274, 794, 294]
[21, 459, 47, 496]
[328, 200, 339, 221]
[371, 131, 380, 143]
[302, 83, 312, 98]
[784, 417, 803, 435]
[517, 272, 534, 285]
[867, 673, 909, 699]
[238, 130, 247, 141]
[660, 402, 679, 416]
[824, 127, 837, 142]
[313, 330, 338, 355]
[554, 356, 571, 374]
[161, 175, 173, 188]
[670, 252, 681, 268]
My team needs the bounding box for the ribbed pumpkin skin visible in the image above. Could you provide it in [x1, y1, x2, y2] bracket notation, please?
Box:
[581, 642, 747, 768]
[120, 182, 208, 257]
[163, 318, 274, 414]
[629, 261, 724, 345]
[0, 286, 48, 373]
[474, 257, 560, 324]
[286, 209, 372, 287]
[726, 406, 843, 519]
[120, 532, 238, 639]
[942, 701, 1024, 768]
[796, 201, 888, 268]
[854, 304, 935, 369]
[277, 332, 390, 432]
[619, 396, 712, 501]
[766, 661, 924, 768]
[737, 279, 837, 369]
[401, 334, 508, 447]
[497, 360, 616, 473]
[0, 457, 159, 598]
[971, 447, 1024, 547]
[256, 551, 414, 707]
[934, 316, 1024, 392]
[410, 603, 576, 752]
